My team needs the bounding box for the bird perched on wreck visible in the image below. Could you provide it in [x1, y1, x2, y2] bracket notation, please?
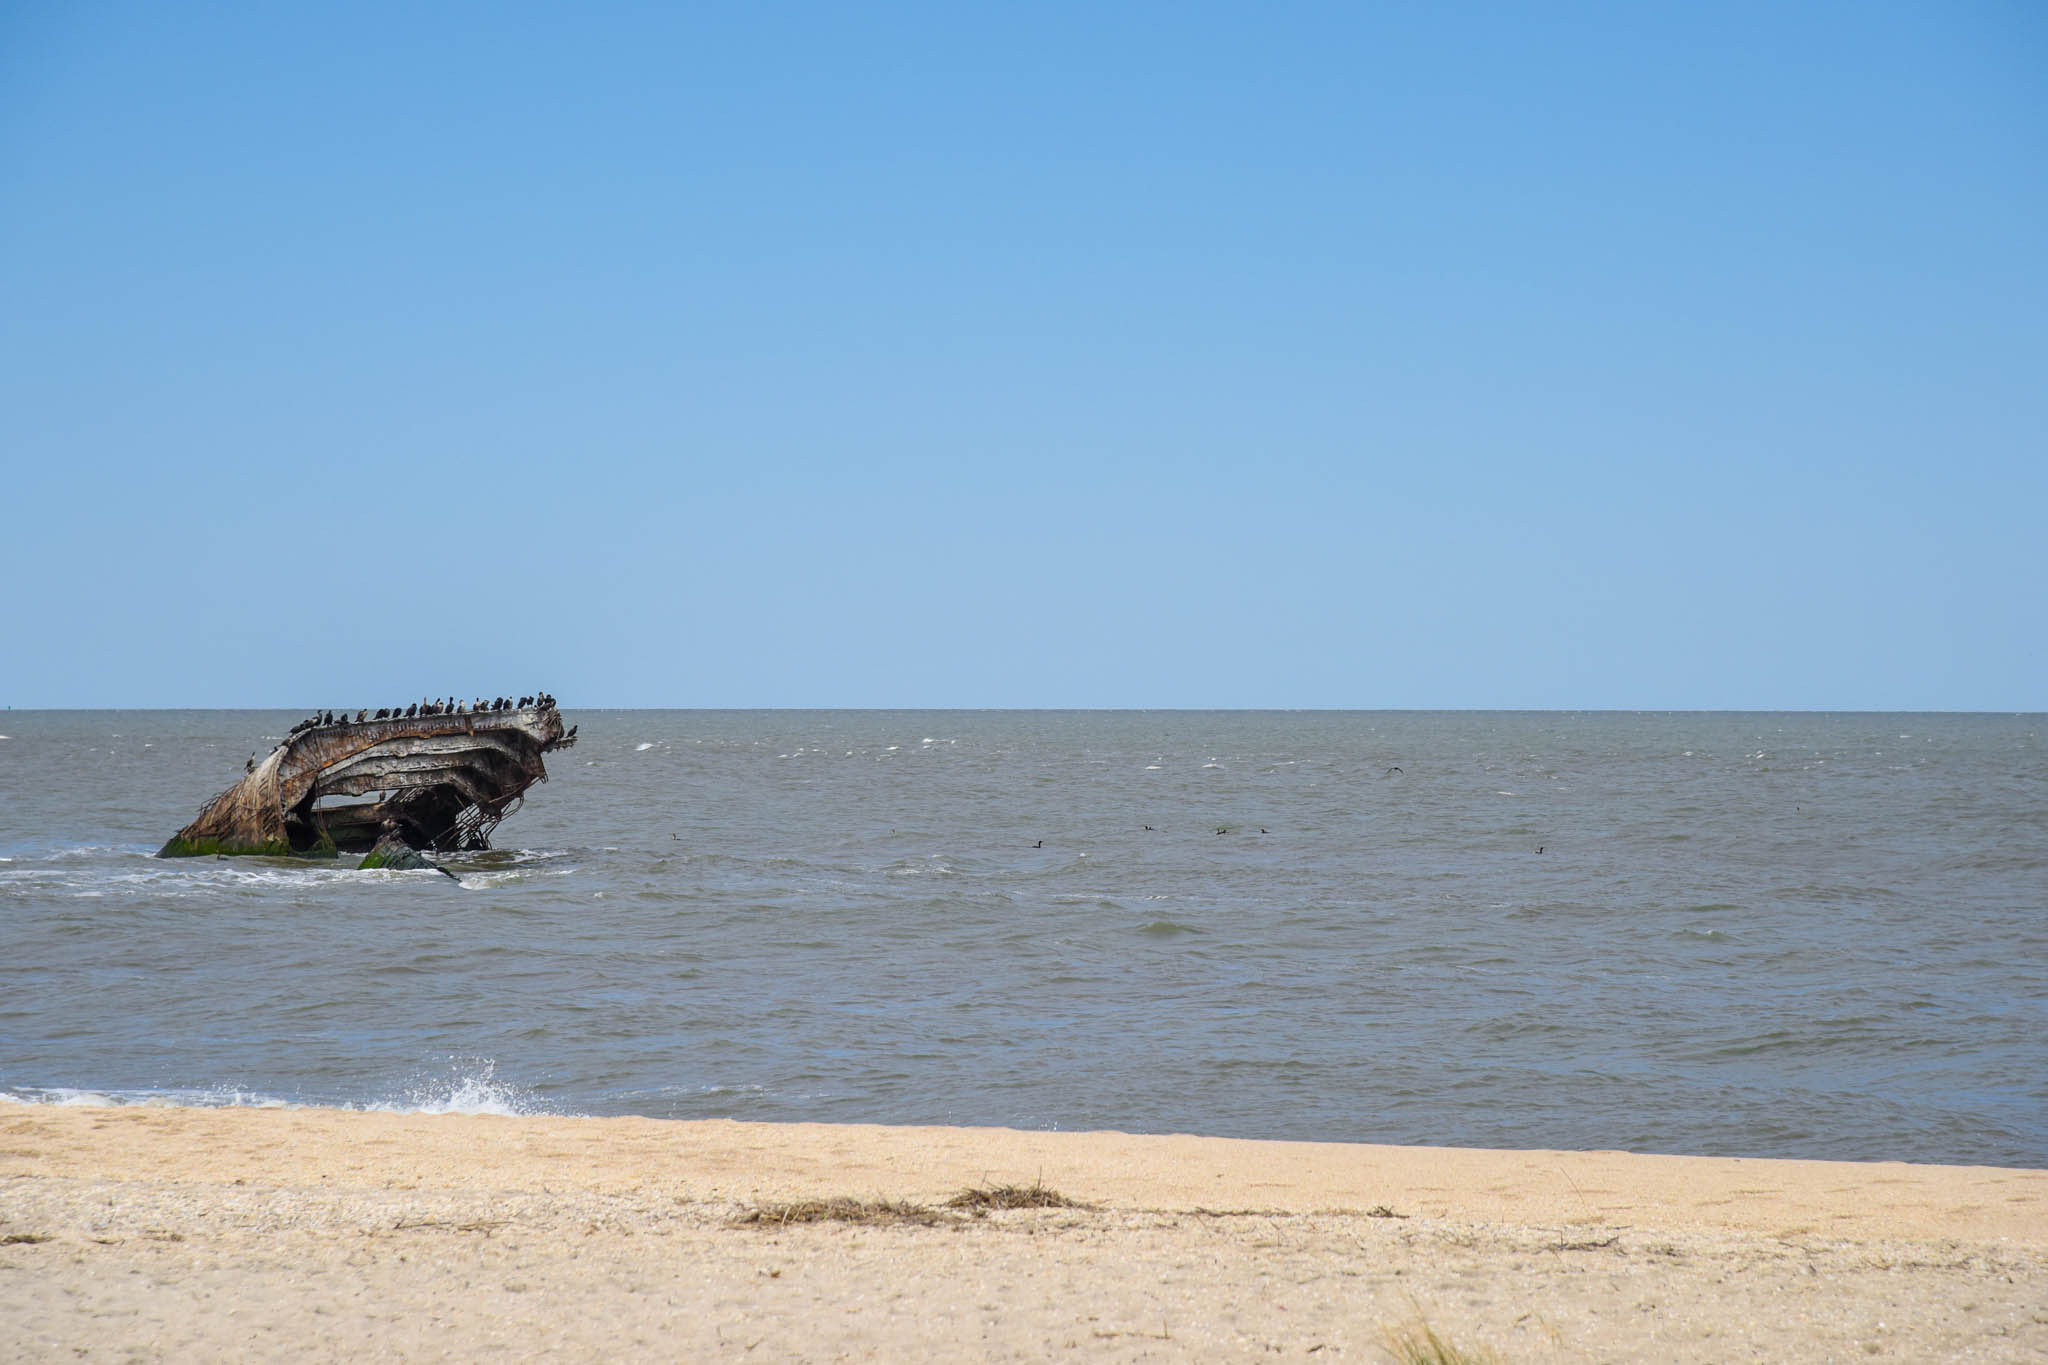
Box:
[356, 710, 367, 723]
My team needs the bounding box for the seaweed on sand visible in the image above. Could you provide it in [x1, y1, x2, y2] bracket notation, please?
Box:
[944, 1181, 1092, 1211]
[730, 1197, 949, 1228]
[732, 1183, 1091, 1228]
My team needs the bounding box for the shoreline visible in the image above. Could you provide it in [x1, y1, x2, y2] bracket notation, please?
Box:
[5, 1102, 2042, 1242]
[4, 1105, 2043, 1361]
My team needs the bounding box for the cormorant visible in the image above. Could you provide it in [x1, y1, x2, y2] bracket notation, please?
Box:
[405, 703, 417, 718]
[356, 709, 367, 723]
[323, 711, 334, 726]
[565, 724, 578, 740]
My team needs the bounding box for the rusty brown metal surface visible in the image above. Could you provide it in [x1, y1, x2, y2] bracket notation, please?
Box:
[161, 704, 571, 856]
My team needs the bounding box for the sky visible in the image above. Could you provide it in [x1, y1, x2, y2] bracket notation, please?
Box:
[3, 2, 2042, 709]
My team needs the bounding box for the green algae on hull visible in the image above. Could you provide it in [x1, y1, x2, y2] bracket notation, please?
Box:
[156, 835, 337, 859]
[358, 838, 430, 871]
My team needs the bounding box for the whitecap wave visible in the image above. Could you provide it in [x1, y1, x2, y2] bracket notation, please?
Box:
[0, 1085, 295, 1110]
[367, 1059, 549, 1117]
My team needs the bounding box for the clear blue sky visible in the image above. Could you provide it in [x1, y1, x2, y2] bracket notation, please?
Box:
[4, 2, 2042, 709]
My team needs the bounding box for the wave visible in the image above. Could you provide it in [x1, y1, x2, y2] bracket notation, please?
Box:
[0, 1086, 293, 1110]
[362, 1059, 550, 1117]
[1, 1060, 564, 1119]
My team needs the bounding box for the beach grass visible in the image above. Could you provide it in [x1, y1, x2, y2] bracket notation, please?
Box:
[1380, 1315, 1502, 1365]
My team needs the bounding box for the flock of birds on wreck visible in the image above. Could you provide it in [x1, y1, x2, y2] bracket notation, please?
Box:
[244, 695, 573, 772]
[286, 693, 559, 734]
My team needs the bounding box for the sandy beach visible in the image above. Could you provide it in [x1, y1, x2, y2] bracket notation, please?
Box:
[2, 1105, 2042, 1362]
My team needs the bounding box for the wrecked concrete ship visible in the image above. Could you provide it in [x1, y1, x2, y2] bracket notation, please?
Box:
[158, 699, 576, 858]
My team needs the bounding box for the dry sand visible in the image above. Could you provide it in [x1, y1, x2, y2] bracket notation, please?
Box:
[2, 1104, 2042, 1362]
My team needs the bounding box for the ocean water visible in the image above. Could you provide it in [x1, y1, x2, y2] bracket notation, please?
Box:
[1, 710, 2042, 1167]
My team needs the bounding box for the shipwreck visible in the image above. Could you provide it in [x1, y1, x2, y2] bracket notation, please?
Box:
[159, 696, 576, 859]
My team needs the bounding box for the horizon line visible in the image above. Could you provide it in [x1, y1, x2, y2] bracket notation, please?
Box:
[4, 705, 2042, 717]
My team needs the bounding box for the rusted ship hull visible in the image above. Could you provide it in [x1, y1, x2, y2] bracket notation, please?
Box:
[159, 704, 572, 857]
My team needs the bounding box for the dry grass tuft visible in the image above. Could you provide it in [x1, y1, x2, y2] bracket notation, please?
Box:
[731, 1198, 948, 1229]
[945, 1182, 1091, 1211]
[1380, 1316, 1503, 1365]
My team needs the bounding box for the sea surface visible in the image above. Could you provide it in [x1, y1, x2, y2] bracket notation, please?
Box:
[2, 710, 2042, 1167]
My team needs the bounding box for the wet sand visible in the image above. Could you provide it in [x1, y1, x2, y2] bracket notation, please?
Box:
[3, 1104, 2043, 1361]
